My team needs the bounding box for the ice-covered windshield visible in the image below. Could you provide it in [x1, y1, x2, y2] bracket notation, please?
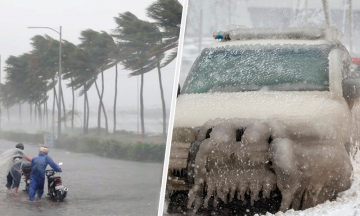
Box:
[182, 44, 330, 94]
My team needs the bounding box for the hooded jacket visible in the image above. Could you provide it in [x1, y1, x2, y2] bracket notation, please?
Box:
[30, 152, 62, 178]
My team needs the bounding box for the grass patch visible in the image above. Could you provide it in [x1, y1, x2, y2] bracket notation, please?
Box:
[0, 131, 165, 163]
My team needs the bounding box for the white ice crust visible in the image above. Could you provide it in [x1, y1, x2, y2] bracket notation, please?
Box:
[174, 91, 351, 141]
[208, 39, 332, 49]
[258, 154, 360, 216]
[175, 46, 351, 142]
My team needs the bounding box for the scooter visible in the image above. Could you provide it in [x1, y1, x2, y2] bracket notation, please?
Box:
[22, 162, 68, 202]
[46, 162, 68, 201]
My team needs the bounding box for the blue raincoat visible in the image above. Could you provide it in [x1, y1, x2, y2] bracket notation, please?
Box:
[29, 152, 62, 201]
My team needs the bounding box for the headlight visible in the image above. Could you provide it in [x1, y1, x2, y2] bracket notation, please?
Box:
[172, 127, 197, 143]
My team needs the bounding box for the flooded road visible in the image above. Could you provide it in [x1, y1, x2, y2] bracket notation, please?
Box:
[0, 140, 163, 216]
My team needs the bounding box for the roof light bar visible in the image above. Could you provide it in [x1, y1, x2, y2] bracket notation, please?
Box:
[213, 31, 230, 41]
[213, 26, 343, 42]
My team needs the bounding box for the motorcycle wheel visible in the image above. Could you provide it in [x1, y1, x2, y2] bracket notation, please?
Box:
[56, 190, 66, 202]
[49, 188, 56, 199]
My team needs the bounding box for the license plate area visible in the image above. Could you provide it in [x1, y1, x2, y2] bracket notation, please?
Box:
[55, 185, 64, 190]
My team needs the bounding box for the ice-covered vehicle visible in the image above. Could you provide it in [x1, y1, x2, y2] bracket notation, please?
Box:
[167, 27, 360, 214]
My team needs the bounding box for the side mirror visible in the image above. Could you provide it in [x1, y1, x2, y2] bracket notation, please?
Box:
[342, 78, 360, 99]
[58, 162, 63, 166]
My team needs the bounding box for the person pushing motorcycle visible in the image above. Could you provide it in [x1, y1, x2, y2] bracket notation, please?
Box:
[6, 143, 32, 193]
[29, 146, 62, 202]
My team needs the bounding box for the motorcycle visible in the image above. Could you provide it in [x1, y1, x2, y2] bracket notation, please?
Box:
[46, 162, 68, 201]
[21, 162, 31, 192]
[22, 162, 68, 202]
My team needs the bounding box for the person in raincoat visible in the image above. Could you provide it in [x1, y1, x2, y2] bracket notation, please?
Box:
[6, 143, 32, 193]
[29, 146, 62, 202]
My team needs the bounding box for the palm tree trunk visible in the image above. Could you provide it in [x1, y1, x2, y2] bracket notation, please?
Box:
[83, 99, 86, 134]
[95, 80, 102, 135]
[43, 103, 45, 122]
[83, 86, 87, 134]
[47, 101, 49, 129]
[52, 78, 59, 131]
[53, 87, 60, 111]
[18, 103, 22, 123]
[157, 60, 166, 137]
[34, 104, 37, 127]
[38, 103, 42, 129]
[45, 101, 48, 129]
[101, 71, 108, 134]
[53, 88, 56, 117]
[86, 91, 90, 134]
[71, 77, 75, 129]
[113, 64, 118, 133]
[140, 73, 145, 138]
[7, 108, 10, 122]
[95, 75, 109, 135]
[30, 103, 32, 124]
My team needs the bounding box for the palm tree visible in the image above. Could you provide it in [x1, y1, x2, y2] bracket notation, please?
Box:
[65, 30, 115, 135]
[63, 44, 92, 134]
[29, 35, 66, 128]
[113, 12, 162, 137]
[62, 40, 81, 129]
[147, 0, 182, 65]
[111, 48, 123, 134]
[113, 63, 118, 133]
[155, 55, 167, 137]
[3, 53, 52, 128]
[78, 29, 116, 135]
[3, 55, 31, 124]
[147, 0, 183, 137]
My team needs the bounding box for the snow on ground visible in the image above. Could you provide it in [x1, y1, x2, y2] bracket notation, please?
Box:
[258, 151, 360, 216]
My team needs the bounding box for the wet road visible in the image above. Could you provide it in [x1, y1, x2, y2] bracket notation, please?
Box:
[0, 140, 163, 216]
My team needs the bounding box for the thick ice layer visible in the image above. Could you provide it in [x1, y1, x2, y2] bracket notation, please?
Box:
[187, 119, 353, 214]
[175, 91, 351, 142]
[258, 151, 360, 216]
[270, 138, 352, 211]
[188, 165, 277, 208]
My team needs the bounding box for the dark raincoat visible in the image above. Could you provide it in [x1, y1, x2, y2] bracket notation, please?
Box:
[29, 152, 62, 201]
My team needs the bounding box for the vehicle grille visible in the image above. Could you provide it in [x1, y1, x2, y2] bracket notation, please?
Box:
[171, 168, 187, 178]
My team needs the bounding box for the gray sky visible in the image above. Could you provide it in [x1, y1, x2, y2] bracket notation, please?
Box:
[0, 0, 181, 118]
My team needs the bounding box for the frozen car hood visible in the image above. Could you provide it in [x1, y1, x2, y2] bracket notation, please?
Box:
[174, 91, 351, 140]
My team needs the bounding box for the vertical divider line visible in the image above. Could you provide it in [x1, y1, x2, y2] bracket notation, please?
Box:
[157, 0, 190, 215]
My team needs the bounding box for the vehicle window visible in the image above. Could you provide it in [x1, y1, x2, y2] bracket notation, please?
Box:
[182, 45, 331, 94]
